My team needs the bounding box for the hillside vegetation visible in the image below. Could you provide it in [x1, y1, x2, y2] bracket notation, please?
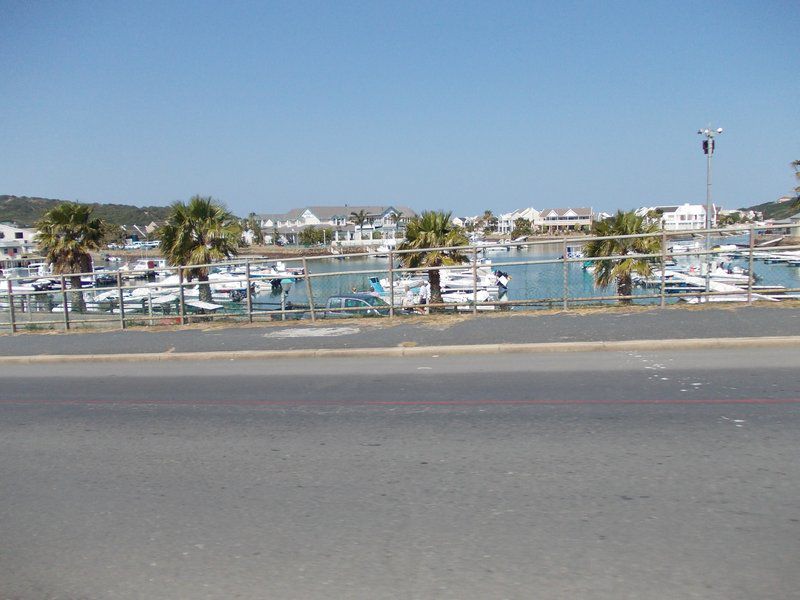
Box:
[739, 196, 800, 220]
[1, 195, 175, 227]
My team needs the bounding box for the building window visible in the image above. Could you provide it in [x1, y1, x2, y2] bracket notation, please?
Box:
[15, 232, 24, 239]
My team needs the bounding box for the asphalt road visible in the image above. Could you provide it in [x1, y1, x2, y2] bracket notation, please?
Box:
[1, 349, 799, 599]
[1, 304, 799, 356]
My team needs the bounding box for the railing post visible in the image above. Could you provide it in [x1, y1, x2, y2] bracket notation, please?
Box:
[660, 230, 667, 308]
[302, 258, 316, 322]
[472, 246, 479, 315]
[562, 239, 569, 310]
[60, 275, 70, 331]
[747, 223, 755, 305]
[178, 267, 187, 325]
[6, 279, 16, 334]
[116, 272, 126, 330]
[147, 288, 154, 326]
[245, 259, 253, 323]
[388, 251, 395, 318]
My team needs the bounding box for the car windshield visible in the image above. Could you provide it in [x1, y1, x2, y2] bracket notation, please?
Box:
[363, 295, 389, 307]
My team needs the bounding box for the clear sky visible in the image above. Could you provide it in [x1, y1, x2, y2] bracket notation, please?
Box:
[1, 0, 798, 217]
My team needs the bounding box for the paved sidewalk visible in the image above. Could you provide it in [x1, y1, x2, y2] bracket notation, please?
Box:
[1, 305, 799, 357]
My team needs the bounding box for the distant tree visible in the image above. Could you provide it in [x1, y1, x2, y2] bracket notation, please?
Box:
[350, 210, 369, 241]
[584, 211, 661, 304]
[157, 196, 241, 302]
[481, 210, 498, 234]
[100, 222, 126, 246]
[299, 226, 320, 246]
[719, 212, 742, 227]
[246, 213, 265, 245]
[644, 208, 664, 225]
[511, 218, 532, 238]
[398, 211, 468, 310]
[36, 203, 104, 313]
[299, 226, 334, 246]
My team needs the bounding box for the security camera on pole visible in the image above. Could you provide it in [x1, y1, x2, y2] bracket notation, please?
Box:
[697, 126, 723, 295]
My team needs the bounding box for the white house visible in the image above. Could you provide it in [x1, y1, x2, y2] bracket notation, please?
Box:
[537, 207, 593, 231]
[637, 204, 717, 231]
[256, 205, 417, 245]
[0, 222, 38, 259]
[497, 207, 541, 234]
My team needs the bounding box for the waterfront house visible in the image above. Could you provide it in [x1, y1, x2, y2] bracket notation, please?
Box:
[637, 203, 718, 231]
[256, 205, 417, 246]
[497, 207, 541, 235]
[537, 207, 593, 232]
[0, 222, 38, 258]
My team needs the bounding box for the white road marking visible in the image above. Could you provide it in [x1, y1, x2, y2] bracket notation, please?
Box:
[264, 327, 361, 338]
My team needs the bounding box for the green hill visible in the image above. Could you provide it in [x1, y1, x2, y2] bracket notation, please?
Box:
[0, 195, 175, 227]
[739, 196, 800, 220]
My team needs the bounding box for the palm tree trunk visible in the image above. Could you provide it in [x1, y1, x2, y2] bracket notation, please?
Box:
[70, 275, 86, 313]
[428, 268, 442, 312]
[618, 275, 633, 304]
[198, 273, 213, 303]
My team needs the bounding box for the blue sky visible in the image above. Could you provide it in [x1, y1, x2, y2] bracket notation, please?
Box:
[1, 1, 798, 217]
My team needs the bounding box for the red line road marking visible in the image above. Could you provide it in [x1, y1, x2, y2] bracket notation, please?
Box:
[1, 397, 799, 407]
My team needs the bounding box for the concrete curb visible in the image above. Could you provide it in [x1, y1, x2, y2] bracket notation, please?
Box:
[0, 336, 799, 364]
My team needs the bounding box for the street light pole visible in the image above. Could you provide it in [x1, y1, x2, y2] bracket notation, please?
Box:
[698, 126, 723, 294]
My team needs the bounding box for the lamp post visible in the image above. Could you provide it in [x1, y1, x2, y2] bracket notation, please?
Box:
[697, 126, 723, 294]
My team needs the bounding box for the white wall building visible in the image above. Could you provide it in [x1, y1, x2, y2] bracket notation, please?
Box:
[497, 207, 541, 234]
[0, 222, 38, 259]
[256, 205, 416, 245]
[637, 204, 717, 231]
[537, 207, 593, 231]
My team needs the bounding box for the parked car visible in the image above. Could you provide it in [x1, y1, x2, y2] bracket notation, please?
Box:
[324, 293, 390, 318]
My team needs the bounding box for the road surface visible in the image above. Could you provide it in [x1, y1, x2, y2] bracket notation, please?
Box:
[1, 349, 798, 599]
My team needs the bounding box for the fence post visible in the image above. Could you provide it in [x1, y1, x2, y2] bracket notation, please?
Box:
[60, 275, 70, 331]
[388, 251, 395, 318]
[6, 279, 16, 334]
[178, 267, 186, 325]
[562, 239, 569, 310]
[747, 223, 755, 305]
[472, 246, 479, 315]
[660, 230, 667, 308]
[245, 260, 253, 323]
[302, 258, 316, 322]
[116, 272, 126, 330]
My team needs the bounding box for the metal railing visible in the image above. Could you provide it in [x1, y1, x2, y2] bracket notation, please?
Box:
[1, 223, 798, 333]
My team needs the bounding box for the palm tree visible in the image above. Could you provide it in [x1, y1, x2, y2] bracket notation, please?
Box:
[584, 210, 661, 304]
[398, 211, 468, 309]
[157, 196, 242, 302]
[36, 203, 104, 313]
[350, 209, 368, 241]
